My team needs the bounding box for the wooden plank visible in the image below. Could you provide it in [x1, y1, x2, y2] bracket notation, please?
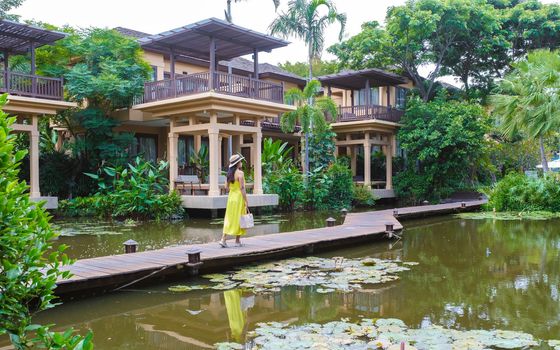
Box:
[54, 200, 486, 295]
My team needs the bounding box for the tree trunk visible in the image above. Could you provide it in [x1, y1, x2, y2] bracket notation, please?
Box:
[539, 135, 549, 173]
[226, 0, 232, 22]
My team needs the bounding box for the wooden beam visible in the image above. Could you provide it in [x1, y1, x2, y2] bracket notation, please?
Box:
[209, 37, 216, 90]
[253, 48, 259, 79]
[335, 139, 389, 147]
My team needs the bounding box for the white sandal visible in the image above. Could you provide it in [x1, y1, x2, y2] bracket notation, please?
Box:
[218, 240, 228, 248]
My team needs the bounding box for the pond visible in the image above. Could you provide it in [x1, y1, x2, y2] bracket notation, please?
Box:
[6, 215, 560, 348]
[52, 211, 345, 259]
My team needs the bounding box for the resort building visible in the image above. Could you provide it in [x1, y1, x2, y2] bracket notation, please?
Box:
[1, 20, 76, 209]
[109, 18, 412, 210]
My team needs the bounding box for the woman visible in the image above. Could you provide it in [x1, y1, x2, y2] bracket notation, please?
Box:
[219, 154, 249, 247]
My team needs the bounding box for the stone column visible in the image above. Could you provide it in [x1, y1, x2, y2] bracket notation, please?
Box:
[385, 144, 393, 190]
[29, 115, 40, 198]
[253, 130, 263, 195]
[208, 129, 220, 196]
[364, 132, 371, 188]
[218, 135, 223, 171]
[167, 119, 178, 193]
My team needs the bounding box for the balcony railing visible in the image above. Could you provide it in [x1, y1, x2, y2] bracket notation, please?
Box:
[0, 70, 64, 100]
[337, 105, 404, 123]
[141, 71, 284, 104]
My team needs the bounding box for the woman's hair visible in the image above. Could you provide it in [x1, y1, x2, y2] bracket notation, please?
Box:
[226, 163, 239, 184]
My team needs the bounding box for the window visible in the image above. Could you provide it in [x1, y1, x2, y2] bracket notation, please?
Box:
[178, 135, 195, 165]
[164, 71, 171, 80]
[150, 65, 158, 81]
[396, 87, 408, 109]
[353, 87, 379, 106]
[133, 134, 158, 162]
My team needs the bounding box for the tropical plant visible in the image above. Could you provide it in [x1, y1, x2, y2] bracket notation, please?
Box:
[486, 172, 560, 212]
[490, 49, 560, 172]
[323, 159, 353, 209]
[60, 157, 184, 220]
[302, 166, 332, 209]
[190, 144, 210, 182]
[262, 138, 294, 176]
[281, 79, 337, 173]
[307, 128, 336, 171]
[353, 185, 375, 207]
[225, 0, 280, 22]
[0, 0, 24, 20]
[395, 93, 491, 203]
[263, 165, 305, 211]
[0, 95, 93, 349]
[269, 0, 346, 80]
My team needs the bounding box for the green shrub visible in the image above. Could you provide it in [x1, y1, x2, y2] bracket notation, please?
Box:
[353, 185, 376, 207]
[264, 166, 305, 211]
[303, 166, 332, 210]
[58, 157, 184, 220]
[487, 172, 560, 212]
[0, 95, 92, 349]
[324, 159, 354, 209]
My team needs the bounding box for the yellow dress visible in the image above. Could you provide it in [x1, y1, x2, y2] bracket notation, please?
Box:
[223, 180, 246, 236]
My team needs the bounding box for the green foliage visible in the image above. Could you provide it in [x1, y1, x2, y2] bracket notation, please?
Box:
[60, 157, 184, 220]
[278, 59, 339, 78]
[0, 0, 24, 20]
[395, 95, 491, 203]
[487, 172, 560, 212]
[0, 95, 92, 349]
[307, 128, 336, 172]
[353, 185, 375, 207]
[490, 49, 560, 172]
[262, 138, 294, 176]
[269, 0, 346, 79]
[263, 166, 305, 211]
[39, 27, 151, 112]
[190, 144, 209, 181]
[323, 159, 354, 209]
[281, 79, 337, 135]
[302, 166, 332, 210]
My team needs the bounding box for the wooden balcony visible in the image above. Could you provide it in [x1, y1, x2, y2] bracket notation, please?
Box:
[337, 105, 404, 123]
[140, 71, 284, 105]
[0, 70, 64, 100]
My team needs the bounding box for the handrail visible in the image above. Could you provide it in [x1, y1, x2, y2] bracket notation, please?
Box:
[141, 72, 284, 104]
[0, 70, 64, 100]
[337, 104, 404, 123]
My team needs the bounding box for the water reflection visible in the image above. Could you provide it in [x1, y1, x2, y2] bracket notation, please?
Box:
[53, 211, 343, 259]
[1, 216, 558, 349]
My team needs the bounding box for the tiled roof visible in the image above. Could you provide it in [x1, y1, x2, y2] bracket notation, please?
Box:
[221, 57, 306, 84]
[113, 27, 151, 39]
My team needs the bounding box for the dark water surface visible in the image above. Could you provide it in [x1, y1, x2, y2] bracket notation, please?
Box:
[52, 211, 344, 259]
[6, 215, 560, 349]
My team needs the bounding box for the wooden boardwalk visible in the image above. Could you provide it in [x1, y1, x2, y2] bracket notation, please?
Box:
[55, 200, 486, 297]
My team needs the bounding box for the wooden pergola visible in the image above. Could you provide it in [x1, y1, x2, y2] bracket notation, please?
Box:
[134, 18, 294, 208]
[0, 20, 75, 208]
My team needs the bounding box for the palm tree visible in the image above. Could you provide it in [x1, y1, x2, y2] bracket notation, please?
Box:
[280, 80, 337, 172]
[269, 0, 346, 80]
[490, 49, 560, 172]
[225, 0, 280, 23]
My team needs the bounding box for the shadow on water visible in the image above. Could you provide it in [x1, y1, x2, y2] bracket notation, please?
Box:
[2, 215, 559, 349]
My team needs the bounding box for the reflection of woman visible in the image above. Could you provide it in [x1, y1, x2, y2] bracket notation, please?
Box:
[224, 289, 246, 343]
[219, 154, 248, 248]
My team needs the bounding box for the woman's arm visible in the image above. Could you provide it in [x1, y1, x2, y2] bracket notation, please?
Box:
[237, 170, 249, 211]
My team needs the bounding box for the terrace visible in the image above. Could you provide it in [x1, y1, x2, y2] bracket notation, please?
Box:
[136, 18, 288, 105]
[319, 68, 408, 124]
[0, 20, 66, 100]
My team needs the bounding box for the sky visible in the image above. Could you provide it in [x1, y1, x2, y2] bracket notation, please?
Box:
[11, 0, 407, 65]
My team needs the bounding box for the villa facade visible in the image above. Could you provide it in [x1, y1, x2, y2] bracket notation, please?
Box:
[1, 20, 77, 209]
[109, 18, 412, 210]
[17, 17, 412, 211]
